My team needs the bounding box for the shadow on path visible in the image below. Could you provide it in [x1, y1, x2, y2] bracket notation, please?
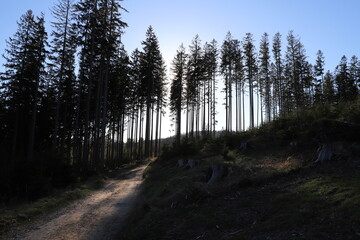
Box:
[4, 164, 148, 240]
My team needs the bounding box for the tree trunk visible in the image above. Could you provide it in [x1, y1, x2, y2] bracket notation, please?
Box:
[212, 73, 216, 135]
[144, 101, 151, 158]
[186, 99, 189, 139]
[202, 81, 206, 135]
[154, 101, 160, 156]
[53, 0, 71, 151]
[229, 71, 232, 132]
[12, 110, 19, 161]
[158, 109, 162, 155]
[242, 86, 245, 131]
[176, 101, 182, 145]
[235, 78, 238, 132]
[138, 108, 143, 159]
[120, 113, 125, 163]
[225, 75, 228, 133]
[150, 103, 154, 157]
[27, 88, 38, 162]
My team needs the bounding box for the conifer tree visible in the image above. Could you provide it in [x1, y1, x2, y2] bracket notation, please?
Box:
[129, 48, 144, 159]
[284, 31, 308, 112]
[323, 71, 335, 103]
[203, 39, 218, 134]
[349, 55, 359, 97]
[335, 56, 349, 102]
[170, 44, 187, 145]
[108, 44, 131, 164]
[75, 0, 101, 170]
[335, 56, 357, 101]
[75, 0, 127, 170]
[232, 39, 244, 131]
[0, 10, 48, 198]
[314, 50, 325, 103]
[243, 33, 257, 129]
[186, 35, 204, 138]
[27, 13, 48, 163]
[221, 32, 237, 132]
[126, 48, 142, 161]
[49, 0, 78, 161]
[259, 32, 271, 122]
[1, 10, 48, 162]
[272, 32, 283, 117]
[140, 26, 165, 157]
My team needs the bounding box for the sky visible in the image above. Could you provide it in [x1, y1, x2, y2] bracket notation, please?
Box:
[1, 0, 360, 137]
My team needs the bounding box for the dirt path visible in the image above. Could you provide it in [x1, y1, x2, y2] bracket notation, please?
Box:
[4, 164, 147, 240]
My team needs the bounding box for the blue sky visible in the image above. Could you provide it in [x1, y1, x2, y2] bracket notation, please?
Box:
[1, 0, 360, 136]
[120, 0, 360, 72]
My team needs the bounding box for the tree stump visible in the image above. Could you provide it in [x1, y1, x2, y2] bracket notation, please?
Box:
[177, 159, 185, 168]
[207, 163, 227, 184]
[239, 141, 248, 152]
[186, 159, 196, 169]
[315, 144, 334, 163]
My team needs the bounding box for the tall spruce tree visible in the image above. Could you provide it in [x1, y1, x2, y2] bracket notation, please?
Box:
[1, 10, 48, 198]
[203, 39, 218, 134]
[170, 44, 187, 145]
[284, 31, 308, 113]
[27, 13, 48, 163]
[111, 44, 131, 164]
[75, 0, 127, 171]
[126, 48, 142, 161]
[349, 55, 359, 98]
[323, 71, 335, 103]
[272, 32, 283, 117]
[232, 39, 244, 131]
[259, 32, 271, 123]
[221, 32, 237, 132]
[129, 49, 145, 160]
[1, 10, 48, 162]
[140, 26, 165, 157]
[243, 33, 257, 129]
[49, 0, 78, 162]
[335, 56, 357, 102]
[314, 50, 325, 104]
[186, 35, 204, 138]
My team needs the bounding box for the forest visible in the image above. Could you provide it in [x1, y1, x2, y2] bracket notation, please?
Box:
[0, 0, 359, 204]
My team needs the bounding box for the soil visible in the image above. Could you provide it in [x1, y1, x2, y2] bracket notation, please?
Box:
[3, 164, 147, 240]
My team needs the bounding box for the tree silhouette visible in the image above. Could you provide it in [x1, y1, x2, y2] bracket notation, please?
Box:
[170, 44, 187, 146]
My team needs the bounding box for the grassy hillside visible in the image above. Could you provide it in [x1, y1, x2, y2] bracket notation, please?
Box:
[122, 100, 360, 240]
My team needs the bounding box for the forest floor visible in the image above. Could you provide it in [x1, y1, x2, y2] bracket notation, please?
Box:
[122, 135, 360, 239]
[2, 164, 147, 240]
